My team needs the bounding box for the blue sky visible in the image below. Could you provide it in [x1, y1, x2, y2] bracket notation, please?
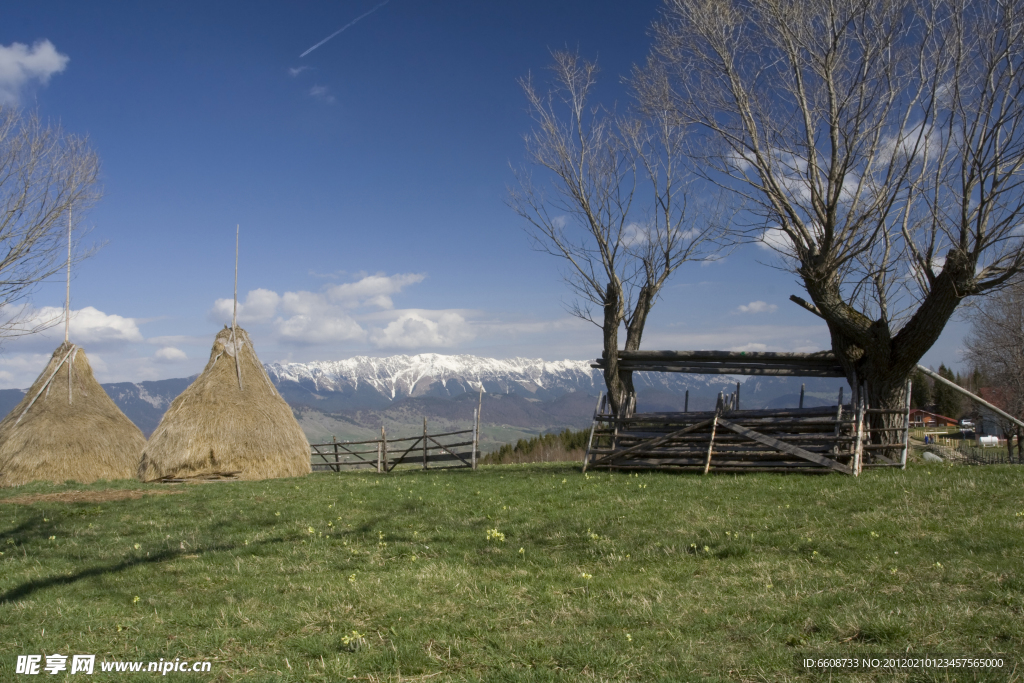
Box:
[0, 0, 969, 388]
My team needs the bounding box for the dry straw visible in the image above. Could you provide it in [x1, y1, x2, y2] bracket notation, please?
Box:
[137, 326, 311, 481]
[0, 342, 146, 487]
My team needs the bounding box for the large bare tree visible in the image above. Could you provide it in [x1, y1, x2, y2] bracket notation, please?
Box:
[639, 0, 1024, 427]
[964, 279, 1024, 459]
[0, 106, 99, 340]
[509, 51, 723, 415]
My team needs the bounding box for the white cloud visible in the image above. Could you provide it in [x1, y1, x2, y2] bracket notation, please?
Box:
[737, 301, 778, 314]
[309, 84, 335, 103]
[0, 40, 69, 105]
[370, 311, 474, 349]
[621, 222, 648, 247]
[731, 342, 768, 352]
[326, 273, 425, 309]
[154, 347, 187, 362]
[14, 306, 143, 344]
[643, 324, 831, 353]
[758, 227, 794, 254]
[211, 288, 281, 324]
[208, 273, 437, 347]
[277, 313, 366, 344]
[288, 66, 310, 77]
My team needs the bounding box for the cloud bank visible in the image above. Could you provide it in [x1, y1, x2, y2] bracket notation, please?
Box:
[0, 40, 69, 105]
[209, 272, 473, 349]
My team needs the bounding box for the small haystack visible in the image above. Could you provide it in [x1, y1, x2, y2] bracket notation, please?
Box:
[0, 342, 146, 487]
[137, 326, 310, 481]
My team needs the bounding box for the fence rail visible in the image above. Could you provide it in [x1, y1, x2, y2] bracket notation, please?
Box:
[311, 394, 482, 473]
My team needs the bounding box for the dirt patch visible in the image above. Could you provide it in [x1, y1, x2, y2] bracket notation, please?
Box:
[0, 488, 185, 505]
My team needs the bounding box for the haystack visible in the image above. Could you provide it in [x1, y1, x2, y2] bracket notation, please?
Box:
[0, 342, 146, 487]
[137, 326, 310, 481]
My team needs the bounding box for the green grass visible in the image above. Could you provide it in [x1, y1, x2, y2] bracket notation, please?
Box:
[1, 464, 1022, 682]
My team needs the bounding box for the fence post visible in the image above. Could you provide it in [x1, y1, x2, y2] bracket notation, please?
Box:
[377, 438, 382, 474]
[332, 435, 338, 472]
[423, 417, 428, 470]
[382, 425, 388, 472]
[472, 408, 478, 470]
[899, 378, 912, 469]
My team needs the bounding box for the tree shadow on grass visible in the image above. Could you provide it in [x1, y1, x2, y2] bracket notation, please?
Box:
[0, 536, 293, 605]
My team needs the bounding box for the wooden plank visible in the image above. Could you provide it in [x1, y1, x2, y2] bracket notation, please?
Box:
[592, 458, 846, 469]
[387, 436, 423, 470]
[426, 436, 473, 466]
[703, 414, 719, 474]
[596, 363, 845, 377]
[715, 418, 853, 474]
[417, 428, 474, 439]
[590, 419, 714, 464]
[615, 350, 839, 363]
[594, 406, 845, 421]
[582, 391, 603, 473]
[426, 439, 475, 449]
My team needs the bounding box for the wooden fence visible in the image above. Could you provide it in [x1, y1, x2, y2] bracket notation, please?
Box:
[311, 403, 482, 473]
[582, 389, 909, 476]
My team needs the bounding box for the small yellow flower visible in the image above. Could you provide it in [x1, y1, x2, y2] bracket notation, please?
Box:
[703, 545, 710, 553]
[49, 536, 56, 541]
[934, 562, 943, 568]
[307, 527, 315, 534]
[275, 511, 281, 517]
[870, 531, 879, 537]
[134, 543, 140, 550]
[626, 633, 632, 642]
[348, 573, 356, 583]
[518, 547, 525, 555]
[43, 518, 49, 522]
[132, 596, 140, 604]
[581, 572, 592, 580]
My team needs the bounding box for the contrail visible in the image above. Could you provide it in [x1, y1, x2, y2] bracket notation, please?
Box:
[300, 0, 390, 58]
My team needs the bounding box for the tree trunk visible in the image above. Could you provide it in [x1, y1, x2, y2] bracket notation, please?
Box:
[601, 282, 629, 416]
[807, 255, 976, 456]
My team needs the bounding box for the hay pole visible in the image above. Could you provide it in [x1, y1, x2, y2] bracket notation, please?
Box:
[66, 212, 74, 403]
[15, 345, 76, 425]
[65, 211, 72, 344]
[231, 224, 243, 391]
[702, 413, 720, 475]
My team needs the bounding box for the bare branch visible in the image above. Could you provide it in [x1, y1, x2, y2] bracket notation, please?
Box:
[0, 106, 101, 344]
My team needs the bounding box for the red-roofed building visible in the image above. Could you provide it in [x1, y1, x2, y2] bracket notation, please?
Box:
[909, 408, 958, 428]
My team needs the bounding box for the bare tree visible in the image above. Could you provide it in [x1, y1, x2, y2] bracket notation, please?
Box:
[0, 106, 100, 340]
[639, 0, 1024, 433]
[509, 51, 723, 415]
[964, 279, 1024, 459]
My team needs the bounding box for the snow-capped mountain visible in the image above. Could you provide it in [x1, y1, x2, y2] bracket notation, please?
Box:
[262, 353, 761, 413]
[265, 354, 600, 403]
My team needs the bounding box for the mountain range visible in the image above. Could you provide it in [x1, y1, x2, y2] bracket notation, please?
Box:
[0, 353, 849, 452]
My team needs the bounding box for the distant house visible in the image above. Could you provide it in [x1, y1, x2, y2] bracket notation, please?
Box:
[976, 387, 1020, 436]
[909, 408, 958, 428]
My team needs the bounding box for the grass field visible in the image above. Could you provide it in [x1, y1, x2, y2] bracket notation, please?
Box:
[1, 463, 1022, 682]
